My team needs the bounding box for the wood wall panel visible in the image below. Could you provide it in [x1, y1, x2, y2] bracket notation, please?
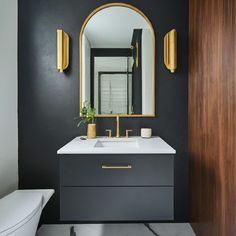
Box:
[189, 0, 236, 235]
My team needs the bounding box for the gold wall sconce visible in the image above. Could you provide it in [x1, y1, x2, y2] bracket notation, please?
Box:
[130, 43, 139, 68]
[135, 42, 139, 68]
[57, 29, 69, 72]
[164, 29, 177, 73]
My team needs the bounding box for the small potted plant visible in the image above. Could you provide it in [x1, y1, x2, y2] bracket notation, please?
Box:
[77, 102, 96, 139]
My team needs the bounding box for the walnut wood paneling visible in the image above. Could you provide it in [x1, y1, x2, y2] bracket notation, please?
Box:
[189, 0, 236, 235]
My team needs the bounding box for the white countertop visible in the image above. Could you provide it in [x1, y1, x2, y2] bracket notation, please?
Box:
[57, 136, 176, 155]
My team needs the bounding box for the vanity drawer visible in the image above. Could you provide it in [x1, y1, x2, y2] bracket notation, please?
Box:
[60, 154, 174, 186]
[60, 186, 174, 221]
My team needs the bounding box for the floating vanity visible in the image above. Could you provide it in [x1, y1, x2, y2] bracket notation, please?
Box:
[58, 136, 176, 221]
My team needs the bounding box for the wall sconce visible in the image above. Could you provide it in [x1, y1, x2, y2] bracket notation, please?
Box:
[135, 42, 139, 68]
[130, 43, 139, 68]
[164, 29, 177, 73]
[57, 29, 69, 72]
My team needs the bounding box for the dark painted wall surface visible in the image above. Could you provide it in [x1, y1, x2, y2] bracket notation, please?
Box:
[18, 0, 188, 223]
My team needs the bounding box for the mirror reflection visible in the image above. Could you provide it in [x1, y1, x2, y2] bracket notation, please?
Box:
[81, 5, 155, 116]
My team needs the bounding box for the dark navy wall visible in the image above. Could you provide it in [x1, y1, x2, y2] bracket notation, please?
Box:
[18, 0, 188, 223]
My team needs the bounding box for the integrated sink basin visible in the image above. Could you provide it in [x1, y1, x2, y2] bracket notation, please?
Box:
[94, 139, 139, 148]
[57, 136, 176, 154]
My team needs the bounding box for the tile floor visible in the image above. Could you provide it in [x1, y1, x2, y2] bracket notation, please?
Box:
[37, 223, 195, 236]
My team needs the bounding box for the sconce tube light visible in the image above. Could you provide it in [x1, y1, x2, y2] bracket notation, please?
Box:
[57, 29, 69, 72]
[164, 29, 177, 73]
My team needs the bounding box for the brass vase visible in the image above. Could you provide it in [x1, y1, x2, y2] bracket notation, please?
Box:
[87, 123, 96, 139]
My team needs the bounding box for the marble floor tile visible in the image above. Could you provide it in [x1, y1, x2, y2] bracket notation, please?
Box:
[149, 223, 195, 236]
[37, 223, 195, 236]
[37, 224, 153, 236]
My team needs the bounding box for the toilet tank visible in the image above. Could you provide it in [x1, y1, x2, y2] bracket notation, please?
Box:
[0, 190, 54, 236]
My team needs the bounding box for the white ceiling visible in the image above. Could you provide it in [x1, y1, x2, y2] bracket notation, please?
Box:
[84, 6, 151, 48]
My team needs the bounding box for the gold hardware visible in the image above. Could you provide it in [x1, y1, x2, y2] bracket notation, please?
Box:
[95, 114, 155, 118]
[116, 115, 120, 138]
[102, 165, 132, 169]
[79, 3, 156, 117]
[57, 29, 69, 73]
[105, 129, 112, 138]
[164, 29, 177, 73]
[125, 129, 133, 138]
[136, 42, 139, 67]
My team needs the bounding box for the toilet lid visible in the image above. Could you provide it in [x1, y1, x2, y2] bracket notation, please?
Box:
[0, 190, 43, 234]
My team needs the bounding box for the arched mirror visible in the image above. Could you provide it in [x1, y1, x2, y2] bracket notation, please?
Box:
[80, 3, 155, 117]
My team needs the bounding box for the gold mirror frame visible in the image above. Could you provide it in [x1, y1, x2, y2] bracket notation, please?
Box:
[79, 2, 156, 117]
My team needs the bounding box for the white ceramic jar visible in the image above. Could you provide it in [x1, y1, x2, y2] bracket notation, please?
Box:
[141, 128, 152, 138]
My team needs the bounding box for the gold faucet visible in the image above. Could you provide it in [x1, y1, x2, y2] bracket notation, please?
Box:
[125, 129, 133, 138]
[105, 129, 112, 138]
[116, 115, 120, 138]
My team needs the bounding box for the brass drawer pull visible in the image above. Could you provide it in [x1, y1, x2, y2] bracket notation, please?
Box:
[102, 165, 132, 169]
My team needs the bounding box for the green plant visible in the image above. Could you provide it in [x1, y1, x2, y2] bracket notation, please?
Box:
[76, 102, 96, 128]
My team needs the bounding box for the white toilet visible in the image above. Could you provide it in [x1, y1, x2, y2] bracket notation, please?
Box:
[0, 189, 54, 236]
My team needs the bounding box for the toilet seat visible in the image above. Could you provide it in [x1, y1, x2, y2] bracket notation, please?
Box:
[0, 190, 43, 235]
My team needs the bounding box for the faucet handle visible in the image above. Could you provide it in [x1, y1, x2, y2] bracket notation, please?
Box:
[105, 129, 112, 138]
[125, 129, 133, 138]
